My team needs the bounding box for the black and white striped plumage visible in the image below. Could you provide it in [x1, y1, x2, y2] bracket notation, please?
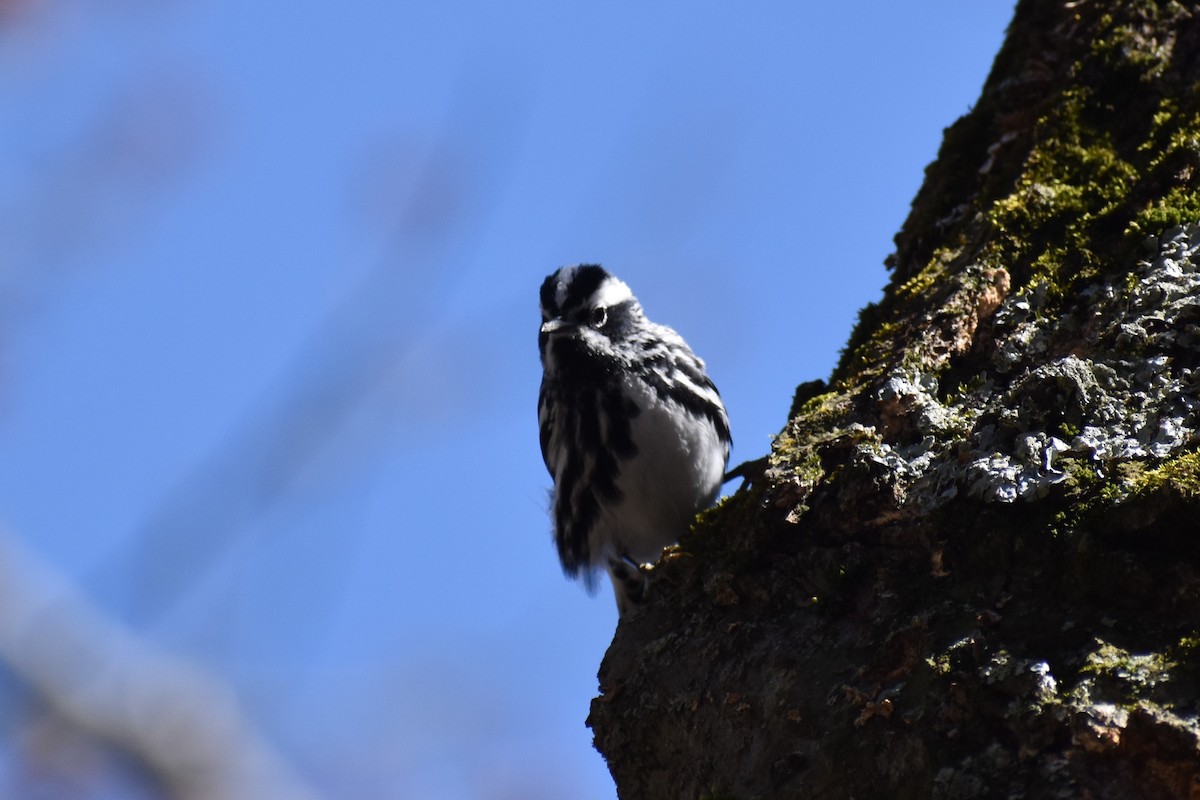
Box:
[537, 264, 731, 615]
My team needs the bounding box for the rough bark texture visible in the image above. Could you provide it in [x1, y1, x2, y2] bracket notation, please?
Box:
[589, 2, 1200, 798]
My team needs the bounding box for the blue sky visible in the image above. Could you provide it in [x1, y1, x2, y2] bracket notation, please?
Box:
[0, 3, 1013, 797]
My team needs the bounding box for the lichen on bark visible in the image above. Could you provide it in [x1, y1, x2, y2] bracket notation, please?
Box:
[589, 2, 1200, 798]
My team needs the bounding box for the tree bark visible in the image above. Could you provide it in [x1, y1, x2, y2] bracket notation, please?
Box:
[589, 2, 1200, 798]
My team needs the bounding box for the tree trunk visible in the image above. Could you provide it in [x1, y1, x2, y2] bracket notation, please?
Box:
[588, 2, 1200, 798]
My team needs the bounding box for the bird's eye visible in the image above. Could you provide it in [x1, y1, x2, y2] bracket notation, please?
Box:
[591, 306, 608, 327]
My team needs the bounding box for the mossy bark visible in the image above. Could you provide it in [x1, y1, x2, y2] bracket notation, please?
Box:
[588, 2, 1200, 798]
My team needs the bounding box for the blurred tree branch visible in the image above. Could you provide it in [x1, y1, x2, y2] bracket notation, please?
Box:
[0, 527, 321, 799]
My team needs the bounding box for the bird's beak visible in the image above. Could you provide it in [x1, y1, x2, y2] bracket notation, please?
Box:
[541, 318, 576, 336]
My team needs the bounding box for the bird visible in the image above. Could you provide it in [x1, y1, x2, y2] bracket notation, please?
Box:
[537, 264, 731, 615]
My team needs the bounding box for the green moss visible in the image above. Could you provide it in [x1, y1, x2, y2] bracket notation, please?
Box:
[685, 485, 768, 564]
[1136, 95, 1200, 169]
[981, 87, 1139, 299]
[766, 394, 880, 527]
[774, 395, 848, 464]
[1127, 450, 1200, 498]
[926, 652, 954, 676]
[1051, 456, 1105, 522]
[1169, 634, 1200, 661]
[1078, 640, 1180, 703]
[787, 379, 830, 421]
[1128, 183, 1200, 238]
[1071, 451, 1200, 506]
[894, 245, 965, 304]
[839, 320, 900, 380]
[771, 415, 876, 479]
[1051, 451, 1200, 544]
[833, 3, 1200, 403]
[834, 300, 893, 388]
[1089, 8, 1173, 84]
[790, 389, 850, 427]
[1125, 94, 1200, 238]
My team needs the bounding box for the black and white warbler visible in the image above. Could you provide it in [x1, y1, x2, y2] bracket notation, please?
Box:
[537, 264, 731, 615]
